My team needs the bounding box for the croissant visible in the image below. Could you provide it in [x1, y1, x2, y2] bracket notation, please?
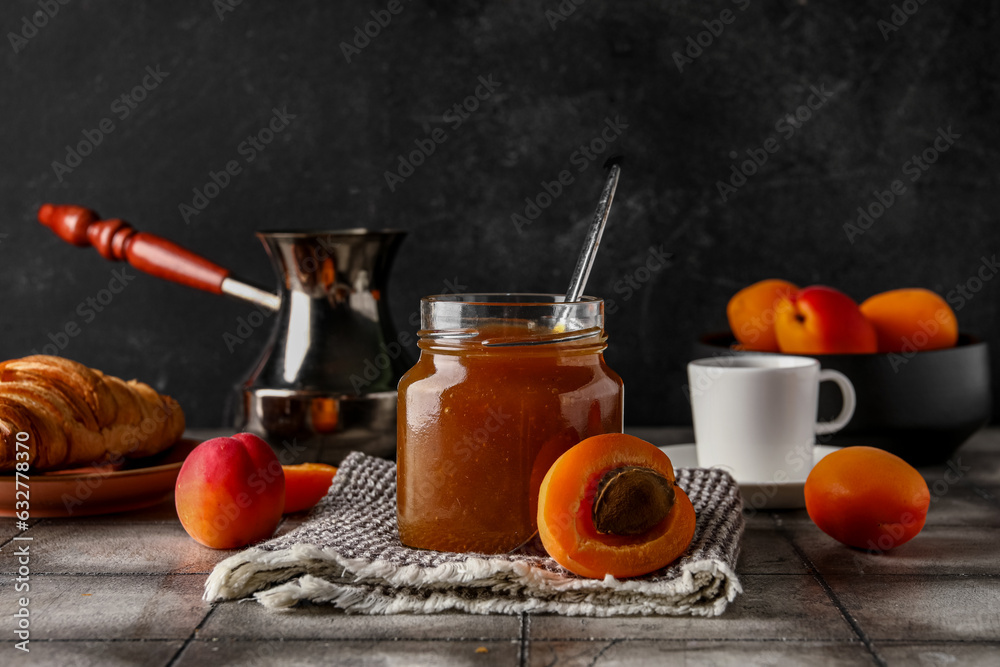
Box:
[0, 355, 185, 472]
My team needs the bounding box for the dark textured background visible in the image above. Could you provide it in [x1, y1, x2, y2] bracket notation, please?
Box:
[1, 0, 997, 426]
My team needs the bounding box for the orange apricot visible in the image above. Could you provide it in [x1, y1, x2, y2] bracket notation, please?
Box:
[727, 279, 798, 351]
[859, 288, 958, 353]
[537, 434, 696, 579]
[805, 446, 929, 551]
[282, 462, 338, 513]
[175, 433, 285, 549]
[775, 285, 878, 354]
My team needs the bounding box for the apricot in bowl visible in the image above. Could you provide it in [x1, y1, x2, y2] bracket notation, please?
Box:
[706, 281, 989, 464]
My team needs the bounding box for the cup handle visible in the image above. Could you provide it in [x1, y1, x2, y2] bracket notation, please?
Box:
[815, 369, 856, 435]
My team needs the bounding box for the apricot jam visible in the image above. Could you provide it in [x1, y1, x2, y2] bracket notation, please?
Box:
[397, 294, 623, 554]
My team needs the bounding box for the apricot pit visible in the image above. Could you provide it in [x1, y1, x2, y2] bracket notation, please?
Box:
[592, 466, 675, 536]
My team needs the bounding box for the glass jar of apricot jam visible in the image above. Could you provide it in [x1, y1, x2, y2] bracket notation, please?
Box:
[397, 294, 624, 554]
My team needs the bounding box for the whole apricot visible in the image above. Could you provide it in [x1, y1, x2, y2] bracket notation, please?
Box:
[775, 286, 878, 354]
[860, 288, 958, 353]
[175, 433, 285, 549]
[727, 279, 799, 351]
[805, 446, 929, 551]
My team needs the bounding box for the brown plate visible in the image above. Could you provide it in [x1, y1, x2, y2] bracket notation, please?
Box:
[0, 438, 200, 518]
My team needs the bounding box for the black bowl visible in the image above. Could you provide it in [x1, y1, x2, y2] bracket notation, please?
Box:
[693, 333, 992, 466]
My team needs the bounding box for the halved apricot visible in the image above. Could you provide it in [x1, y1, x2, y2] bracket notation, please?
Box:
[537, 434, 697, 579]
[282, 462, 338, 514]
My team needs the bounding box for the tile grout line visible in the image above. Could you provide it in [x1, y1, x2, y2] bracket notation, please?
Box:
[8, 570, 1000, 579]
[518, 612, 529, 667]
[0, 638, 184, 644]
[165, 603, 218, 667]
[488, 637, 864, 645]
[0, 637, 875, 645]
[0, 519, 39, 552]
[771, 513, 888, 667]
[585, 639, 622, 666]
[965, 481, 1000, 509]
[14, 637, 994, 647]
[6, 570, 1000, 579]
[31, 521, 187, 526]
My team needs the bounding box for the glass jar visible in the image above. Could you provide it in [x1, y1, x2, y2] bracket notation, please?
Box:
[397, 294, 624, 554]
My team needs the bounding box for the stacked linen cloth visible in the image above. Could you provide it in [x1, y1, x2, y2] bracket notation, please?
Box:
[205, 452, 744, 616]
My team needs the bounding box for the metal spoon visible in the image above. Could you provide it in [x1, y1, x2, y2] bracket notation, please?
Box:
[565, 156, 622, 303]
[549, 157, 622, 335]
[509, 158, 623, 554]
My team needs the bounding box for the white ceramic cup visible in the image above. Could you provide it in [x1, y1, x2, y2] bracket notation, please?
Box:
[687, 355, 856, 483]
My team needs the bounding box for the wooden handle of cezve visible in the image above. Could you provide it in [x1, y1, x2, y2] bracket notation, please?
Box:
[37, 204, 230, 295]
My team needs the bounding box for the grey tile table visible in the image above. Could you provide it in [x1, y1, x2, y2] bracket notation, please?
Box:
[1, 427, 998, 666]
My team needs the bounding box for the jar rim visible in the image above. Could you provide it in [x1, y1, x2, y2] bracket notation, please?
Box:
[418, 293, 606, 350]
[422, 293, 603, 306]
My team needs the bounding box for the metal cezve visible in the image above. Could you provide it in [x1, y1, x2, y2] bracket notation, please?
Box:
[38, 204, 406, 464]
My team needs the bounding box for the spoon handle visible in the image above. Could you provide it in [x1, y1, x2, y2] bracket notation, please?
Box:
[565, 160, 621, 303]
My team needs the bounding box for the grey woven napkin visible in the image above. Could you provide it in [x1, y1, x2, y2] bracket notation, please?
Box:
[205, 451, 744, 616]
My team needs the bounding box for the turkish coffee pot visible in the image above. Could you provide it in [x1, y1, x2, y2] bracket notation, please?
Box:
[38, 204, 408, 464]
